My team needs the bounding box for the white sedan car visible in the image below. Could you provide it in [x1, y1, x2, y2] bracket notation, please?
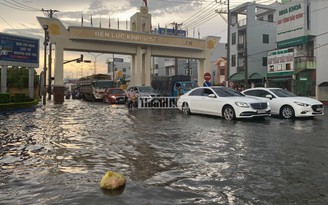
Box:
[177, 86, 271, 120]
[242, 87, 324, 119]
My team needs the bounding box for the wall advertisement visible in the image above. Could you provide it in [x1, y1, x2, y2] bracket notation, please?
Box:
[276, 1, 307, 48]
[0, 33, 39, 67]
[267, 48, 295, 77]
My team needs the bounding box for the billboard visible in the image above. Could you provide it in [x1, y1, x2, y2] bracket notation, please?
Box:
[0, 33, 39, 67]
[157, 28, 186, 37]
[276, 1, 307, 48]
[267, 48, 295, 77]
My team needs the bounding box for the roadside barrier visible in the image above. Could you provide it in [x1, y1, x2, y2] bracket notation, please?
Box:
[138, 97, 178, 109]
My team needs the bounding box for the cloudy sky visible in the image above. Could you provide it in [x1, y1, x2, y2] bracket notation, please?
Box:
[0, 0, 276, 76]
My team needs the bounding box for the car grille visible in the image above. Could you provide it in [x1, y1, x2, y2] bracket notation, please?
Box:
[311, 104, 324, 112]
[250, 103, 268, 110]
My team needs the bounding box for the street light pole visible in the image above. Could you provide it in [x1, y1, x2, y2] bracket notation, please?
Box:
[88, 52, 103, 74]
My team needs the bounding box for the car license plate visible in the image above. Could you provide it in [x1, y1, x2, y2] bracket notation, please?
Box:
[258, 110, 266, 114]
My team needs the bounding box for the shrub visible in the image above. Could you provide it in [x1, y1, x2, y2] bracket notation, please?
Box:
[0, 93, 11, 104]
[11, 93, 26, 103]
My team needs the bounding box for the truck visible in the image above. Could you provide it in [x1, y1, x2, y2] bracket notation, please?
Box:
[151, 75, 198, 96]
[77, 74, 114, 101]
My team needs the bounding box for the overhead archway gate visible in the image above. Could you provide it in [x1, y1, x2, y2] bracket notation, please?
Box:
[37, 17, 220, 104]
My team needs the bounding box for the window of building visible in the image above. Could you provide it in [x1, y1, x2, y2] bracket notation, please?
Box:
[232, 32, 236, 45]
[258, 17, 264, 21]
[286, 63, 291, 70]
[231, 54, 236, 67]
[262, 57, 267, 66]
[220, 69, 225, 75]
[263, 34, 269, 44]
[268, 14, 273, 22]
[122, 67, 126, 72]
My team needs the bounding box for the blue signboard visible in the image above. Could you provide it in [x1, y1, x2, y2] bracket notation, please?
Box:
[0, 33, 39, 67]
[157, 28, 186, 37]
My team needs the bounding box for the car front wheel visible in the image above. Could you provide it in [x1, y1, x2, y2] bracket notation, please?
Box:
[223, 106, 235, 120]
[182, 103, 191, 115]
[280, 105, 294, 119]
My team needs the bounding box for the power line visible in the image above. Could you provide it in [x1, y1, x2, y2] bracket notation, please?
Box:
[4, 0, 39, 11]
[186, 12, 220, 30]
[0, 15, 21, 34]
[11, 0, 39, 10]
[182, 0, 216, 25]
[0, 1, 39, 11]
[183, 4, 218, 28]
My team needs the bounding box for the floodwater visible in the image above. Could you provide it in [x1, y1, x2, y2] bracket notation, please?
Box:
[0, 100, 327, 205]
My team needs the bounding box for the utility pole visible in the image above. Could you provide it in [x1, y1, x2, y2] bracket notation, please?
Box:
[227, 0, 231, 88]
[215, 0, 230, 87]
[42, 9, 59, 100]
[42, 25, 49, 105]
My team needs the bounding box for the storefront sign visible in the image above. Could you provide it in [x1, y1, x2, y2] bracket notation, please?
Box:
[276, 2, 307, 48]
[267, 48, 295, 75]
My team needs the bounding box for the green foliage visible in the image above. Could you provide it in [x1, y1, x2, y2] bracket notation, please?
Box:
[0, 66, 39, 88]
[0, 93, 11, 103]
[11, 93, 27, 103]
[0, 98, 39, 111]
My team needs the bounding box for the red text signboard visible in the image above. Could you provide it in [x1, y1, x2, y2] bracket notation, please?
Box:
[204, 72, 211, 81]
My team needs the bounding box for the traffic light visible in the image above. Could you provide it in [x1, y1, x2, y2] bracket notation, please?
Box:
[76, 55, 84, 63]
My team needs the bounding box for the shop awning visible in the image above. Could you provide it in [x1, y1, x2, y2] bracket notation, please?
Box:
[249, 73, 263, 80]
[229, 72, 245, 81]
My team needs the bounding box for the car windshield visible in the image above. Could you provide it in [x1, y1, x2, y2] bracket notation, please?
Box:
[213, 87, 245, 97]
[269, 88, 297, 97]
[138, 86, 156, 93]
[111, 89, 124, 94]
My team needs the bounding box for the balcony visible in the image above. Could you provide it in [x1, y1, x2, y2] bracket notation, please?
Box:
[294, 56, 316, 73]
[238, 43, 245, 50]
[238, 18, 247, 28]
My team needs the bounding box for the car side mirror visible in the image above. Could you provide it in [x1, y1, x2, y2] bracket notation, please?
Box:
[266, 94, 273, 100]
[208, 94, 216, 98]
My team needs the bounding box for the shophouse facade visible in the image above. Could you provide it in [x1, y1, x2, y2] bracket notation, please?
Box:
[228, 2, 277, 90]
[270, 0, 328, 100]
[268, 0, 326, 98]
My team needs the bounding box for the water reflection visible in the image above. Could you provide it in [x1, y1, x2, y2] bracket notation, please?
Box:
[0, 100, 327, 204]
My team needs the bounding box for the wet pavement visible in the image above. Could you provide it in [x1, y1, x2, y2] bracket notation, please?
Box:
[0, 99, 328, 205]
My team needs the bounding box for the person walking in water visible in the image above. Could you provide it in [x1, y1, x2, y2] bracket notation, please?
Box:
[127, 88, 137, 109]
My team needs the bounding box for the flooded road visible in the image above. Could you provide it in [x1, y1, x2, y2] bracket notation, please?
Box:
[1, 99, 328, 205]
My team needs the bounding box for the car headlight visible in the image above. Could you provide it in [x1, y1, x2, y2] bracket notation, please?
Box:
[294, 101, 309, 107]
[235, 102, 249, 108]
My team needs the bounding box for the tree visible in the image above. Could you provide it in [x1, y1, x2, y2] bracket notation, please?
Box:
[0, 67, 38, 88]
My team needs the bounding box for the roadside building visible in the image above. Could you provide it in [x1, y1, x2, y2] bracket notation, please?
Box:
[215, 57, 227, 86]
[107, 58, 131, 83]
[271, 0, 328, 100]
[228, 2, 278, 90]
[210, 43, 227, 85]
